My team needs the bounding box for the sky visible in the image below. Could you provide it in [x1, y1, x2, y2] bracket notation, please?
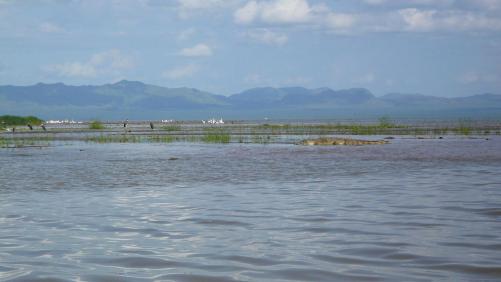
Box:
[0, 0, 500, 97]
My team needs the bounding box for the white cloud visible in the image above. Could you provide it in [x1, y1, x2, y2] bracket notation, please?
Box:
[179, 43, 213, 57]
[39, 22, 65, 33]
[244, 28, 288, 45]
[43, 49, 134, 78]
[234, 0, 356, 32]
[235, 0, 313, 24]
[259, 0, 312, 23]
[398, 8, 436, 31]
[162, 64, 199, 79]
[397, 8, 501, 32]
[326, 13, 357, 29]
[176, 0, 238, 18]
[177, 0, 226, 10]
[364, 0, 386, 5]
[234, 1, 259, 24]
[234, 0, 501, 33]
[362, 0, 455, 8]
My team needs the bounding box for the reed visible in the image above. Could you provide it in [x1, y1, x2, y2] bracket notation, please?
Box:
[455, 120, 472, 136]
[202, 128, 231, 143]
[148, 135, 175, 143]
[87, 135, 141, 143]
[0, 137, 51, 148]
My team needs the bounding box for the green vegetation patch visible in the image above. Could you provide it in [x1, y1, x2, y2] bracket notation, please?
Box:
[202, 128, 231, 143]
[0, 136, 52, 148]
[0, 115, 44, 128]
[89, 120, 105, 130]
[161, 125, 181, 131]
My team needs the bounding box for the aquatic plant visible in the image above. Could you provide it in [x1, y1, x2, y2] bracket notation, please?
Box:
[161, 125, 181, 131]
[455, 120, 472, 136]
[0, 136, 52, 148]
[202, 128, 231, 143]
[148, 135, 175, 143]
[89, 120, 105, 130]
[87, 135, 141, 143]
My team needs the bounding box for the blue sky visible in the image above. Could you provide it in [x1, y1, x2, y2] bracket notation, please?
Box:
[0, 0, 500, 97]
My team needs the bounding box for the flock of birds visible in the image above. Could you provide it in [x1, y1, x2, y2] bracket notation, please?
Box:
[4, 123, 46, 133]
[202, 118, 225, 125]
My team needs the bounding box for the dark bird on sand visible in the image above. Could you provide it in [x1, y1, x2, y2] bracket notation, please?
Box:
[150, 122, 154, 130]
[124, 119, 128, 128]
[41, 124, 47, 131]
[27, 124, 33, 130]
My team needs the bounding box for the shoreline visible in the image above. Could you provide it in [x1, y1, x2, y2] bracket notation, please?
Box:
[1, 121, 499, 147]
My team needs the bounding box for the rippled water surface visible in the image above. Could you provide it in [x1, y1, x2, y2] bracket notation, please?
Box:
[1, 137, 501, 281]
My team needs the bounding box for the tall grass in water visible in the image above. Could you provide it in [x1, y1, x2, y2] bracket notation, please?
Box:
[161, 125, 181, 131]
[455, 120, 472, 136]
[86, 135, 175, 144]
[148, 135, 174, 143]
[87, 135, 139, 143]
[203, 128, 231, 143]
[89, 120, 105, 130]
[0, 137, 52, 148]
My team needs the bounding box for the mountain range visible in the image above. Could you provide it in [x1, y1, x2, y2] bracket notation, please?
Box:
[1, 80, 500, 120]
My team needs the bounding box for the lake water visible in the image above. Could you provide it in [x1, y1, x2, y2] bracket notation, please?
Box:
[1, 137, 501, 281]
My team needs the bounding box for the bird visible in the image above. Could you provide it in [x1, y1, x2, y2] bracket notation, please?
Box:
[27, 124, 33, 130]
[123, 119, 128, 128]
[41, 124, 47, 131]
[149, 122, 154, 130]
[12, 127, 15, 133]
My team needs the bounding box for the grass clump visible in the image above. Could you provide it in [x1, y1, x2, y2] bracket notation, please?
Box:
[89, 120, 105, 130]
[455, 120, 472, 136]
[148, 135, 174, 143]
[87, 135, 140, 143]
[0, 136, 52, 148]
[161, 125, 181, 131]
[203, 129, 231, 143]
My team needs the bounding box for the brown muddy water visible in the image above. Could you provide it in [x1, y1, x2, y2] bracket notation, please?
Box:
[1, 137, 501, 281]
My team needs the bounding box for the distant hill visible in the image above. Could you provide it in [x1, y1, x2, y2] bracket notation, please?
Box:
[1, 80, 500, 120]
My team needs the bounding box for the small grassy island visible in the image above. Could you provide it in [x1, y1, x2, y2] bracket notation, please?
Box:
[0, 115, 44, 129]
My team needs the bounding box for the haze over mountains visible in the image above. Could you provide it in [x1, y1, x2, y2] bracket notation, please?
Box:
[1, 80, 500, 120]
